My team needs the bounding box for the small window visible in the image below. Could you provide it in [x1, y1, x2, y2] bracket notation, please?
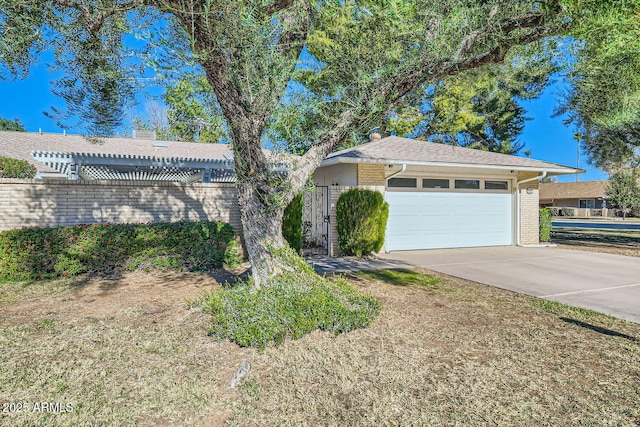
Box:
[423, 178, 450, 189]
[579, 199, 595, 208]
[455, 179, 480, 189]
[388, 177, 417, 188]
[485, 180, 509, 190]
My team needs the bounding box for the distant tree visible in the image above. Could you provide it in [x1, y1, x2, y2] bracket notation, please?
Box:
[539, 176, 556, 184]
[133, 76, 227, 143]
[606, 171, 640, 220]
[0, 116, 25, 131]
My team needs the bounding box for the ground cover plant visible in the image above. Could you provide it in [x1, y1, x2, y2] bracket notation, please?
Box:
[0, 221, 239, 281]
[552, 226, 640, 258]
[1, 268, 639, 426]
[201, 248, 380, 349]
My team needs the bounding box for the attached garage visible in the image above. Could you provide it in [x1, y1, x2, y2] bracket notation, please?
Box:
[385, 187, 513, 251]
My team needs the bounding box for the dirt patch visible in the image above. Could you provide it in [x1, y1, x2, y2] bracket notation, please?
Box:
[1, 268, 639, 426]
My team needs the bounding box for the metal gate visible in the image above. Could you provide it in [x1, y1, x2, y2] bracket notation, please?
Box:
[302, 186, 329, 255]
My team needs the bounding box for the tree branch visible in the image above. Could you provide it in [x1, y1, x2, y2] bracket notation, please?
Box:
[266, 0, 296, 15]
[53, 0, 143, 34]
[287, 5, 565, 198]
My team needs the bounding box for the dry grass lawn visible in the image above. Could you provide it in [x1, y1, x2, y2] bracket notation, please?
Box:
[1, 268, 639, 426]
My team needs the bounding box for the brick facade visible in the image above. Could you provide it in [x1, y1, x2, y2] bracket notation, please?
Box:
[517, 173, 540, 246]
[0, 179, 244, 251]
[357, 164, 385, 186]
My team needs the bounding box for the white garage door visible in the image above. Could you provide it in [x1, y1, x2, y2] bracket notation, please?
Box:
[385, 192, 513, 251]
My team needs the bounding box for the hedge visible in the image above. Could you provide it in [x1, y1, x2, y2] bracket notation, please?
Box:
[336, 189, 389, 257]
[0, 221, 239, 282]
[539, 208, 552, 243]
[282, 193, 303, 253]
[0, 156, 37, 179]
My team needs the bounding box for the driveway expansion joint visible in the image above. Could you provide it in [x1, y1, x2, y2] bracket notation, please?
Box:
[540, 283, 640, 298]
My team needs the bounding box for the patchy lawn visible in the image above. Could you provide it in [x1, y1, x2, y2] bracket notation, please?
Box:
[552, 226, 640, 257]
[1, 269, 639, 426]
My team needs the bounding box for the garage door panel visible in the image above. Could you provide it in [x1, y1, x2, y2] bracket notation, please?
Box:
[385, 192, 512, 251]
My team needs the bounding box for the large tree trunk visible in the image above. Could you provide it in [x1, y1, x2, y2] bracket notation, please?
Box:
[236, 180, 290, 288]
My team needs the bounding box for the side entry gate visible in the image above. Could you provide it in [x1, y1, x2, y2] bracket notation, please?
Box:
[302, 186, 329, 255]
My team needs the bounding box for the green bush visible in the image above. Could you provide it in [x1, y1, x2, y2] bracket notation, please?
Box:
[561, 207, 577, 217]
[0, 221, 239, 282]
[539, 208, 552, 243]
[201, 248, 380, 349]
[0, 156, 37, 178]
[282, 193, 303, 252]
[336, 189, 389, 257]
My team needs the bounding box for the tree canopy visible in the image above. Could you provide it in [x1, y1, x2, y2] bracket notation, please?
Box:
[380, 45, 557, 154]
[556, 0, 640, 170]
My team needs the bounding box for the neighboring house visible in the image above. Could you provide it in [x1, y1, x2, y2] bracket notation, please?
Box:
[0, 131, 579, 255]
[539, 181, 609, 209]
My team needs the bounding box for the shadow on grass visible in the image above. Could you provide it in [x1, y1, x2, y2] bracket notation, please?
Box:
[207, 268, 251, 288]
[351, 269, 441, 289]
[552, 228, 640, 249]
[560, 317, 638, 342]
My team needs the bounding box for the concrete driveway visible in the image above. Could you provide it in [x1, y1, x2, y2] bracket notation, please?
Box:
[379, 246, 640, 324]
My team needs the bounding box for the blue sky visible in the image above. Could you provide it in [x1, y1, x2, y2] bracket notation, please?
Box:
[0, 54, 608, 183]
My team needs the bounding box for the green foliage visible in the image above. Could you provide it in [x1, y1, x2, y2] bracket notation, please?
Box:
[0, 156, 36, 178]
[606, 171, 640, 219]
[202, 259, 381, 349]
[0, 221, 239, 282]
[380, 44, 558, 154]
[539, 208, 552, 243]
[558, 1, 640, 169]
[134, 75, 228, 143]
[0, 116, 25, 131]
[336, 189, 389, 257]
[282, 193, 303, 253]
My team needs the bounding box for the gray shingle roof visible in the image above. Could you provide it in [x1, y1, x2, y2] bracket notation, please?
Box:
[323, 136, 580, 174]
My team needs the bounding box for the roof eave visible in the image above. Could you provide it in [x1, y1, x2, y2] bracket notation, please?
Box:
[320, 156, 582, 175]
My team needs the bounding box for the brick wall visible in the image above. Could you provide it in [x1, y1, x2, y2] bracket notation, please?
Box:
[518, 173, 540, 245]
[327, 185, 385, 257]
[357, 164, 385, 186]
[0, 179, 244, 250]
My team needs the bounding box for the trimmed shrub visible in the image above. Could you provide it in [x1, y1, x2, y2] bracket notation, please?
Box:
[202, 247, 380, 349]
[0, 221, 239, 282]
[549, 207, 561, 217]
[539, 208, 552, 242]
[282, 193, 303, 253]
[631, 206, 640, 218]
[561, 207, 577, 217]
[0, 156, 37, 178]
[336, 189, 389, 257]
